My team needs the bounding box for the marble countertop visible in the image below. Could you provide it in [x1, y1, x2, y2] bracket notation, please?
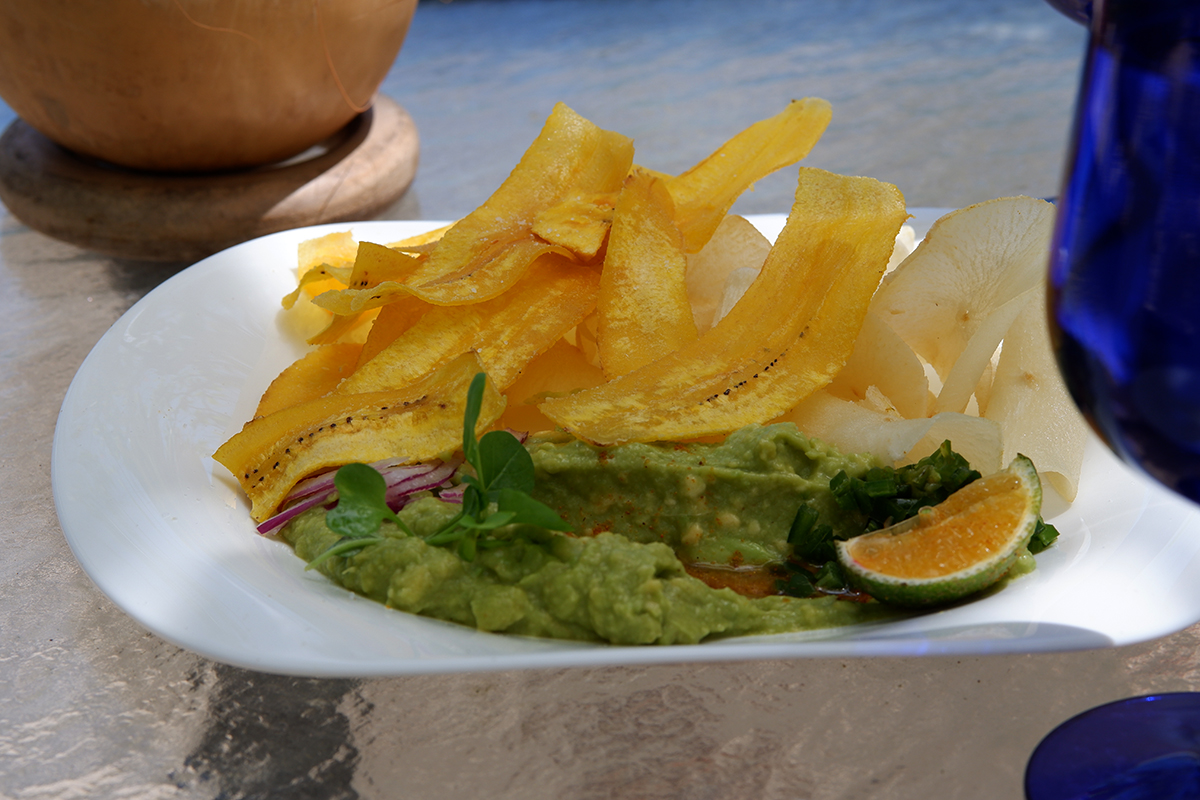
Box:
[6, 1, 1195, 798]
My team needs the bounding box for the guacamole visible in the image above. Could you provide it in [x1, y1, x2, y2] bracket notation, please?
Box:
[528, 423, 878, 565]
[282, 423, 899, 645]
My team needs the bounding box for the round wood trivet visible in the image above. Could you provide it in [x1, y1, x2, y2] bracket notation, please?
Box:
[0, 95, 419, 262]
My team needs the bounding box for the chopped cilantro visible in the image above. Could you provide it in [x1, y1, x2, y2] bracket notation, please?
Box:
[779, 442, 1060, 598]
[1027, 518, 1060, 554]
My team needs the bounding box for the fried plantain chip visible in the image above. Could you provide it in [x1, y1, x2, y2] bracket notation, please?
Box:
[667, 98, 832, 253]
[597, 168, 698, 378]
[312, 242, 425, 316]
[498, 337, 607, 434]
[255, 343, 363, 418]
[215, 353, 504, 523]
[388, 224, 453, 252]
[354, 295, 432, 368]
[539, 168, 907, 443]
[402, 103, 634, 306]
[532, 191, 620, 261]
[338, 253, 600, 395]
[280, 231, 358, 311]
[305, 307, 379, 346]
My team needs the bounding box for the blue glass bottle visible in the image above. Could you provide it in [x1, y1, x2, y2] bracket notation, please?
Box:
[1049, 0, 1200, 503]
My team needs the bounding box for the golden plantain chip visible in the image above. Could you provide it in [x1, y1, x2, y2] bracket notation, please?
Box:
[597, 168, 698, 378]
[312, 242, 425, 316]
[338, 253, 600, 395]
[354, 295, 432, 368]
[215, 352, 505, 523]
[497, 338, 607, 434]
[388, 224, 453, 252]
[532, 191, 620, 261]
[305, 307, 379, 346]
[255, 343, 363, 418]
[402, 103, 634, 306]
[667, 98, 832, 253]
[281, 230, 358, 311]
[539, 168, 907, 443]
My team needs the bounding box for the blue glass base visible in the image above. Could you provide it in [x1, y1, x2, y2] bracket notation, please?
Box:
[1026, 693, 1200, 799]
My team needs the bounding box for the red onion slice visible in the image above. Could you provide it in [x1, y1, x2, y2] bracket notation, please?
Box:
[256, 456, 464, 536]
[256, 490, 331, 536]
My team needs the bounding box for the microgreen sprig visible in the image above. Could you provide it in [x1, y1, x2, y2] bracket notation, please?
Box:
[306, 463, 415, 570]
[308, 372, 569, 569]
[425, 372, 570, 560]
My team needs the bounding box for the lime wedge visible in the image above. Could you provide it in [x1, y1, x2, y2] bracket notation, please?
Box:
[836, 454, 1042, 607]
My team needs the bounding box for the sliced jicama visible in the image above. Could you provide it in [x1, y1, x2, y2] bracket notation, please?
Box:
[826, 309, 930, 420]
[985, 286, 1088, 501]
[871, 197, 1055, 382]
[780, 389, 1003, 475]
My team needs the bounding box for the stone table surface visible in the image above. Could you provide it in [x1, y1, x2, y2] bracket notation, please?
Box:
[5, 1, 1197, 798]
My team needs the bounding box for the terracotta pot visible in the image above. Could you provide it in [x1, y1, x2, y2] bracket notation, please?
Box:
[0, 0, 417, 172]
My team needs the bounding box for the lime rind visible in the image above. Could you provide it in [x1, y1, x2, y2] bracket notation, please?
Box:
[835, 454, 1042, 608]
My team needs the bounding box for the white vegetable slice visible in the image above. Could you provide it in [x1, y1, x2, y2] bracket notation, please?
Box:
[685, 214, 771, 333]
[871, 197, 1055, 382]
[827, 309, 930, 420]
[781, 390, 1002, 474]
[985, 286, 1089, 501]
[932, 286, 1037, 415]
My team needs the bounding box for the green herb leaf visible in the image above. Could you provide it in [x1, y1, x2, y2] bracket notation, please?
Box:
[476, 429, 536, 497]
[1027, 518, 1060, 554]
[461, 371, 487, 466]
[830, 441, 983, 533]
[422, 372, 572, 554]
[306, 462, 417, 570]
[498, 487, 573, 531]
[788, 504, 835, 564]
[457, 510, 518, 530]
[777, 571, 815, 598]
[814, 560, 846, 591]
[326, 462, 404, 539]
[306, 536, 384, 570]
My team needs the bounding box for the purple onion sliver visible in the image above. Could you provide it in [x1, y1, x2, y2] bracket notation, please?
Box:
[385, 460, 460, 509]
[369, 456, 413, 472]
[439, 485, 465, 504]
[284, 468, 338, 503]
[284, 458, 418, 506]
[377, 464, 438, 487]
[256, 489, 333, 535]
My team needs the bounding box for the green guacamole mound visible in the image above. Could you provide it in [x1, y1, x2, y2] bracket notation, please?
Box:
[282, 423, 900, 645]
[528, 423, 879, 566]
[284, 498, 896, 645]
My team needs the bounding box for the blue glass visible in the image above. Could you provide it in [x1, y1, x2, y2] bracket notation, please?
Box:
[1026, 693, 1200, 799]
[1048, 0, 1200, 503]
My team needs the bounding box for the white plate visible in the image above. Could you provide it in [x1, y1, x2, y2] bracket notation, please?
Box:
[52, 212, 1200, 677]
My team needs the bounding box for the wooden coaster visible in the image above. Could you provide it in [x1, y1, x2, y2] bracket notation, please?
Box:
[0, 95, 419, 262]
